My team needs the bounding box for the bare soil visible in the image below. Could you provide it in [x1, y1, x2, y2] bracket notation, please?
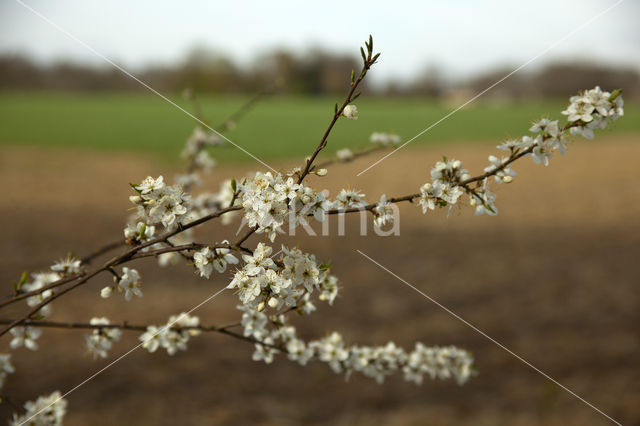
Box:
[0, 137, 638, 425]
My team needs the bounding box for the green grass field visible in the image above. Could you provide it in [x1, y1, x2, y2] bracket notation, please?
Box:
[0, 92, 637, 163]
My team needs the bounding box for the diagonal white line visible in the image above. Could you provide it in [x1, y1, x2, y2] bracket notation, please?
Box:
[13, 0, 277, 173]
[18, 286, 228, 426]
[356, 249, 622, 426]
[356, 0, 625, 176]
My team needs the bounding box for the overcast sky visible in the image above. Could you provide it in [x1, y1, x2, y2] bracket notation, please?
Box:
[1, 0, 638, 85]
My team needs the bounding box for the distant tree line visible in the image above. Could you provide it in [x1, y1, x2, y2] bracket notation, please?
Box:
[1, 47, 639, 99]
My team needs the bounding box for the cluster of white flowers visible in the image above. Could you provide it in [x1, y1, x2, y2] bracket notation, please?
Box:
[227, 243, 337, 312]
[181, 127, 224, 160]
[10, 326, 41, 351]
[224, 240, 471, 385]
[129, 176, 191, 230]
[563, 86, 624, 139]
[139, 313, 201, 355]
[467, 87, 624, 216]
[401, 343, 474, 385]
[100, 267, 142, 301]
[0, 353, 15, 389]
[238, 172, 329, 241]
[238, 307, 474, 385]
[418, 158, 470, 215]
[10, 391, 67, 426]
[85, 317, 122, 359]
[370, 132, 401, 146]
[336, 148, 354, 162]
[193, 243, 239, 278]
[311, 334, 471, 385]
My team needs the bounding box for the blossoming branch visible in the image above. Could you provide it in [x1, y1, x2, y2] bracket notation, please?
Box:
[0, 34, 625, 424]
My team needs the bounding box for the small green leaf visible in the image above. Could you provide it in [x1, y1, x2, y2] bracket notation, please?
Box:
[609, 88, 622, 101]
[129, 183, 142, 193]
[13, 271, 28, 293]
[350, 69, 355, 84]
[231, 178, 237, 192]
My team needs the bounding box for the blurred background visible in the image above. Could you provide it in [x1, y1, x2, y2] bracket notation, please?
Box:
[0, 0, 638, 425]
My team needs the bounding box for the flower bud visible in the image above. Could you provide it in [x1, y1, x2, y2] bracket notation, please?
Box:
[502, 176, 513, 183]
[100, 286, 113, 299]
[268, 297, 279, 308]
[129, 195, 143, 205]
[257, 301, 266, 312]
[316, 168, 328, 177]
[342, 104, 358, 120]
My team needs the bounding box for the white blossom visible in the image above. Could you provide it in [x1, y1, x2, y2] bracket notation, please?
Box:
[135, 175, 165, 195]
[529, 118, 559, 137]
[238, 172, 330, 241]
[418, 183, 437, 213]
[139, 325, 163, 353]
[427, 158, 468, 206]
[370, 132, 401, 146]
[193, 244, 239, 278]
[194, 150, 216, 172]
[342, 104, 358, 120]
[286, 338, 314, 366]
[531, 141, 553, 166]
[310, 332, 349, 373]
[182, 127, 224, 159]
[85, 317, 121, 359]
[333, 189, 367, 209]
[118, 267, 142, 301]
[484, 155, 517, 183]
[23, 272, 59, 317]
[471, 179, 498, 216]
[373, 194, 394, 227]
[139, 313, 201, 355]
[124, 221, 155, 243]
[252, 336, 279, 364]
[50, 255, 81, 275]
[10, 391, 67, 426]
[130, 175, 191, 231]
[336, 148, 354, 162]
[402, 344, 474, 385]
[10, 326, 42, 351]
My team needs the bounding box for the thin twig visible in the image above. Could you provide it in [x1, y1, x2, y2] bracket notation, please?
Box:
[297, 36, 379, 184]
